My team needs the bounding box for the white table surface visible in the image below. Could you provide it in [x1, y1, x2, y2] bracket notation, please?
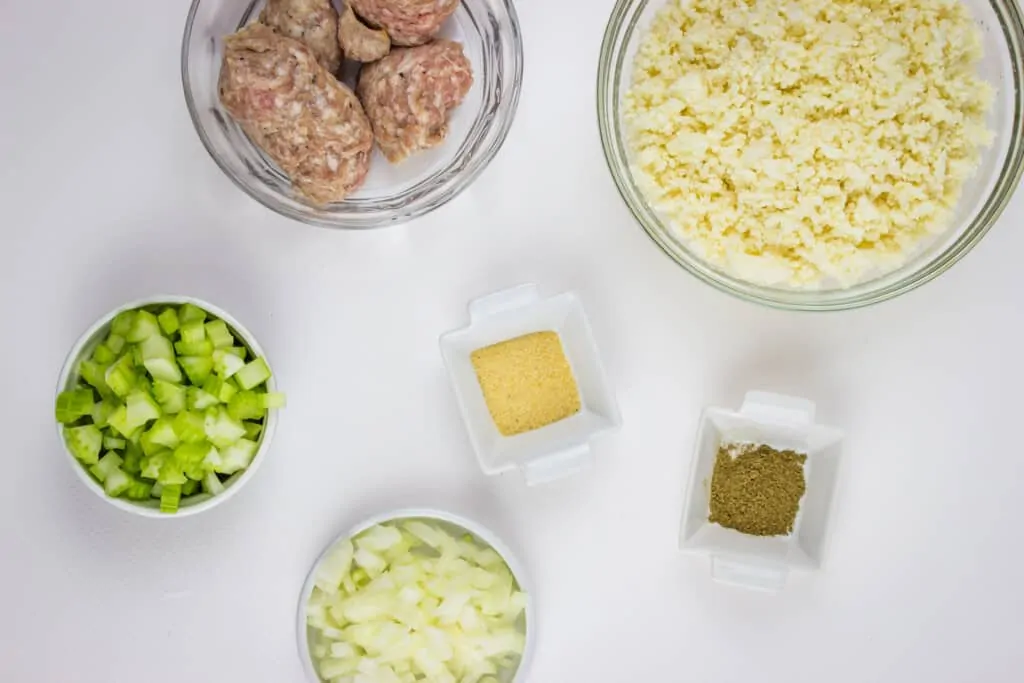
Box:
[2, 1, 1023, 681]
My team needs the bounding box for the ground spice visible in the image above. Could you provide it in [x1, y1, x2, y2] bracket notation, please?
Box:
[470, 331, 581, 436]
[708, 443, 807, 537]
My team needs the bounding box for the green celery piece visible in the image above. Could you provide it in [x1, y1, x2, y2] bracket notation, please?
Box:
[106, 405, 132, 438]
[125, 390, 161, 428]
[160, 484, 182, 514]
[158, 457, 187, 486]
[79, 360, 114, 399]
[235, 357, 271, 390]
[92, 343, 116, 364]
[172, 411, 206, 444]
[152, 380, 186, 414]
[63, 425, 103, 464]
[131, 343, 144, 367]
[150, 482, 163, 498]
[243, 421, 262, 440]
[179, 356, 214, 385]
[178, 303, 206, 325]
[215, 438, 258, 474]
[141, 336, 182, 383]
[181, 479, 200, 497]
[212, 349, 245, 379]
[91, 399, 117, 428]
[174, 339, 213, 356]
[126, 425, 144, 445]
[204, 376, 237, 403]
[126, 310, 162, 343]
[140, 451, 167, 479]
[227, 391, 264, 421]
[223, 346, 247, 359]
[123, 475, 153, 500]
[174, 441, 213, 466]
[88, 452, 124, 483]
[261, 392, 286, 409]
[205, 320, 235, 348]
[157, 308, 180, 336]
[183, 459, 207, 481]
[203, 408, 247, 449]
[203, 472, 225, 495]
[180, 321, 206, 344]
[55, 388, 95, 424]
[105, 333, 126, 355]
[122, 442, 143, 475]
[145, 418, 180, 451]
[188, 387, 220, 411]
[103, 436, 126, 450]
[104, 354, 137, 398]
[104, 467, 132, 496]
[110, 311, 135, 337]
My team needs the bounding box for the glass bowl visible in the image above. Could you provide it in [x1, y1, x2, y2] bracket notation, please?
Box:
[182, 0, 523, 229]
[598, 0, 1024, 310]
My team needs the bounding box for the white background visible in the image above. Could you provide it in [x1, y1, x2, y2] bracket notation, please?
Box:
[2, 1, 1023, 682]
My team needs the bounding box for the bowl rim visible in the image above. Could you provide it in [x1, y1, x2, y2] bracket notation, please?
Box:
[295, 507, 536, 683]
[597, 0, 1024, 311]
[54, 295, 278, 519]
[180, 0, 525, 230]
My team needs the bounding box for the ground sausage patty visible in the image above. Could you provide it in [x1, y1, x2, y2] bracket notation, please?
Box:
[260, 0, 342, 73]
[219, 24, 374, 204]
[348, 0, 459, 47]
[357, 40, 473, 163]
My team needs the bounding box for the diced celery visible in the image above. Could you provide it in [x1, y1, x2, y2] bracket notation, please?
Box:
[227, 391, 263, 421]
[106, 405, 132, 437]
[235, 357, 271, 390]
[224, 346, 247, 359]
[188, 387, 220, 411]
[88, 452, 124, 483]
[157, 308, 180, 336]
[184, 459, 207, 481]
[63, 425, 103, 464]
[103, 436, 126, 450]
[205, 320, 235, 348]
[79, 360, 113, 399]
[104, 354, 137, 398]
[214, 438, 258, 474]
[126, 390, 161, 427]
[182, 479, 200, 497]
[204, 376, 238, 403]
[122, 442, 143, 475]
[160, 484, 182, 514]
[123, 475, 153, 500]
[212, 349, 245, 379]
[110, 311, 135, 337]
[152, 380, 186, 414]
[174, 441, 213, 466]
[203, 472, 225, 495]
[158, 457, 187, 486]
[92, 343, 116, 364]
[140, 451, 167, 479]
[204, 408, 247, 449]
[131, 344, 144, 366]
[180, 321, 206, 344]
[141, 418, 180, 456]
[179, 356, 213, 384]
[174, 339, 213, 356]
[126, 310, 162, 343]
[178, 303, 206, 325]
[55, 388, 95, 424]
[150, 482, 163, 498]
[104, 467, 131, 496]
[91, 399, 118, 428]
[105, 333, 126, 354]
[261, 392, 286, 409]
[141, 336, 182, 383]
[172, 411, 206, 444]
[243, 421, 262, 440]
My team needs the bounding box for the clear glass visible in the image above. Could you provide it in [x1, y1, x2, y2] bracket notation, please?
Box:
[182, 0, 523, 229]
[598, 0, 1024, 310]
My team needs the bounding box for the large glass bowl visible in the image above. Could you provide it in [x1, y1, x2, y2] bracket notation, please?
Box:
[182, 0, 523, 229]
[598, 0, 1024, 310]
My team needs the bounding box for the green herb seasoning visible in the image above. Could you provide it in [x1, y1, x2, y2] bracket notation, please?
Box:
[708, 443, 807, 537]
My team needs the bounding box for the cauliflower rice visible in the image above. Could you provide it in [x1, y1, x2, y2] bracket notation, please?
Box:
[624, 0, 994, 288]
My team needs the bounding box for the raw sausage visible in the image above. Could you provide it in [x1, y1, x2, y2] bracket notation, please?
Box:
[260, 0, 342, 73]
[357, 40, 473, 163]
[338, 4, 391, 63]
[219, 24, 374, 204]
[348, 0, 459, 47]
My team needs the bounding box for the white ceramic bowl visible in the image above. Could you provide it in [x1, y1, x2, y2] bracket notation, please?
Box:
[296, 508, 536, 683]
[55, 295, 278, 518]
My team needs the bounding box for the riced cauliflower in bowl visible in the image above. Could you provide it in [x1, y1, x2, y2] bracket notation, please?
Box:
[598, 0, 1024, 309]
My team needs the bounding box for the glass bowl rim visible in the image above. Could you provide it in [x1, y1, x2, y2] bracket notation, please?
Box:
[597, 0, 1024, 311]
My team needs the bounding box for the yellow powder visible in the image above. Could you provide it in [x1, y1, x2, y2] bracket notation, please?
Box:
[470, 331, 581, 436]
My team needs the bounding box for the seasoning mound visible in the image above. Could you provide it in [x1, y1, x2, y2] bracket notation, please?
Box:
[471, 331, 581, 436]
[709, 443, 807, 537]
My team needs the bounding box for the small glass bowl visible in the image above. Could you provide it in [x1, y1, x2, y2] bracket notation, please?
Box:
[182, 0, 523, 229]
[598, 0, 1024, 310]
